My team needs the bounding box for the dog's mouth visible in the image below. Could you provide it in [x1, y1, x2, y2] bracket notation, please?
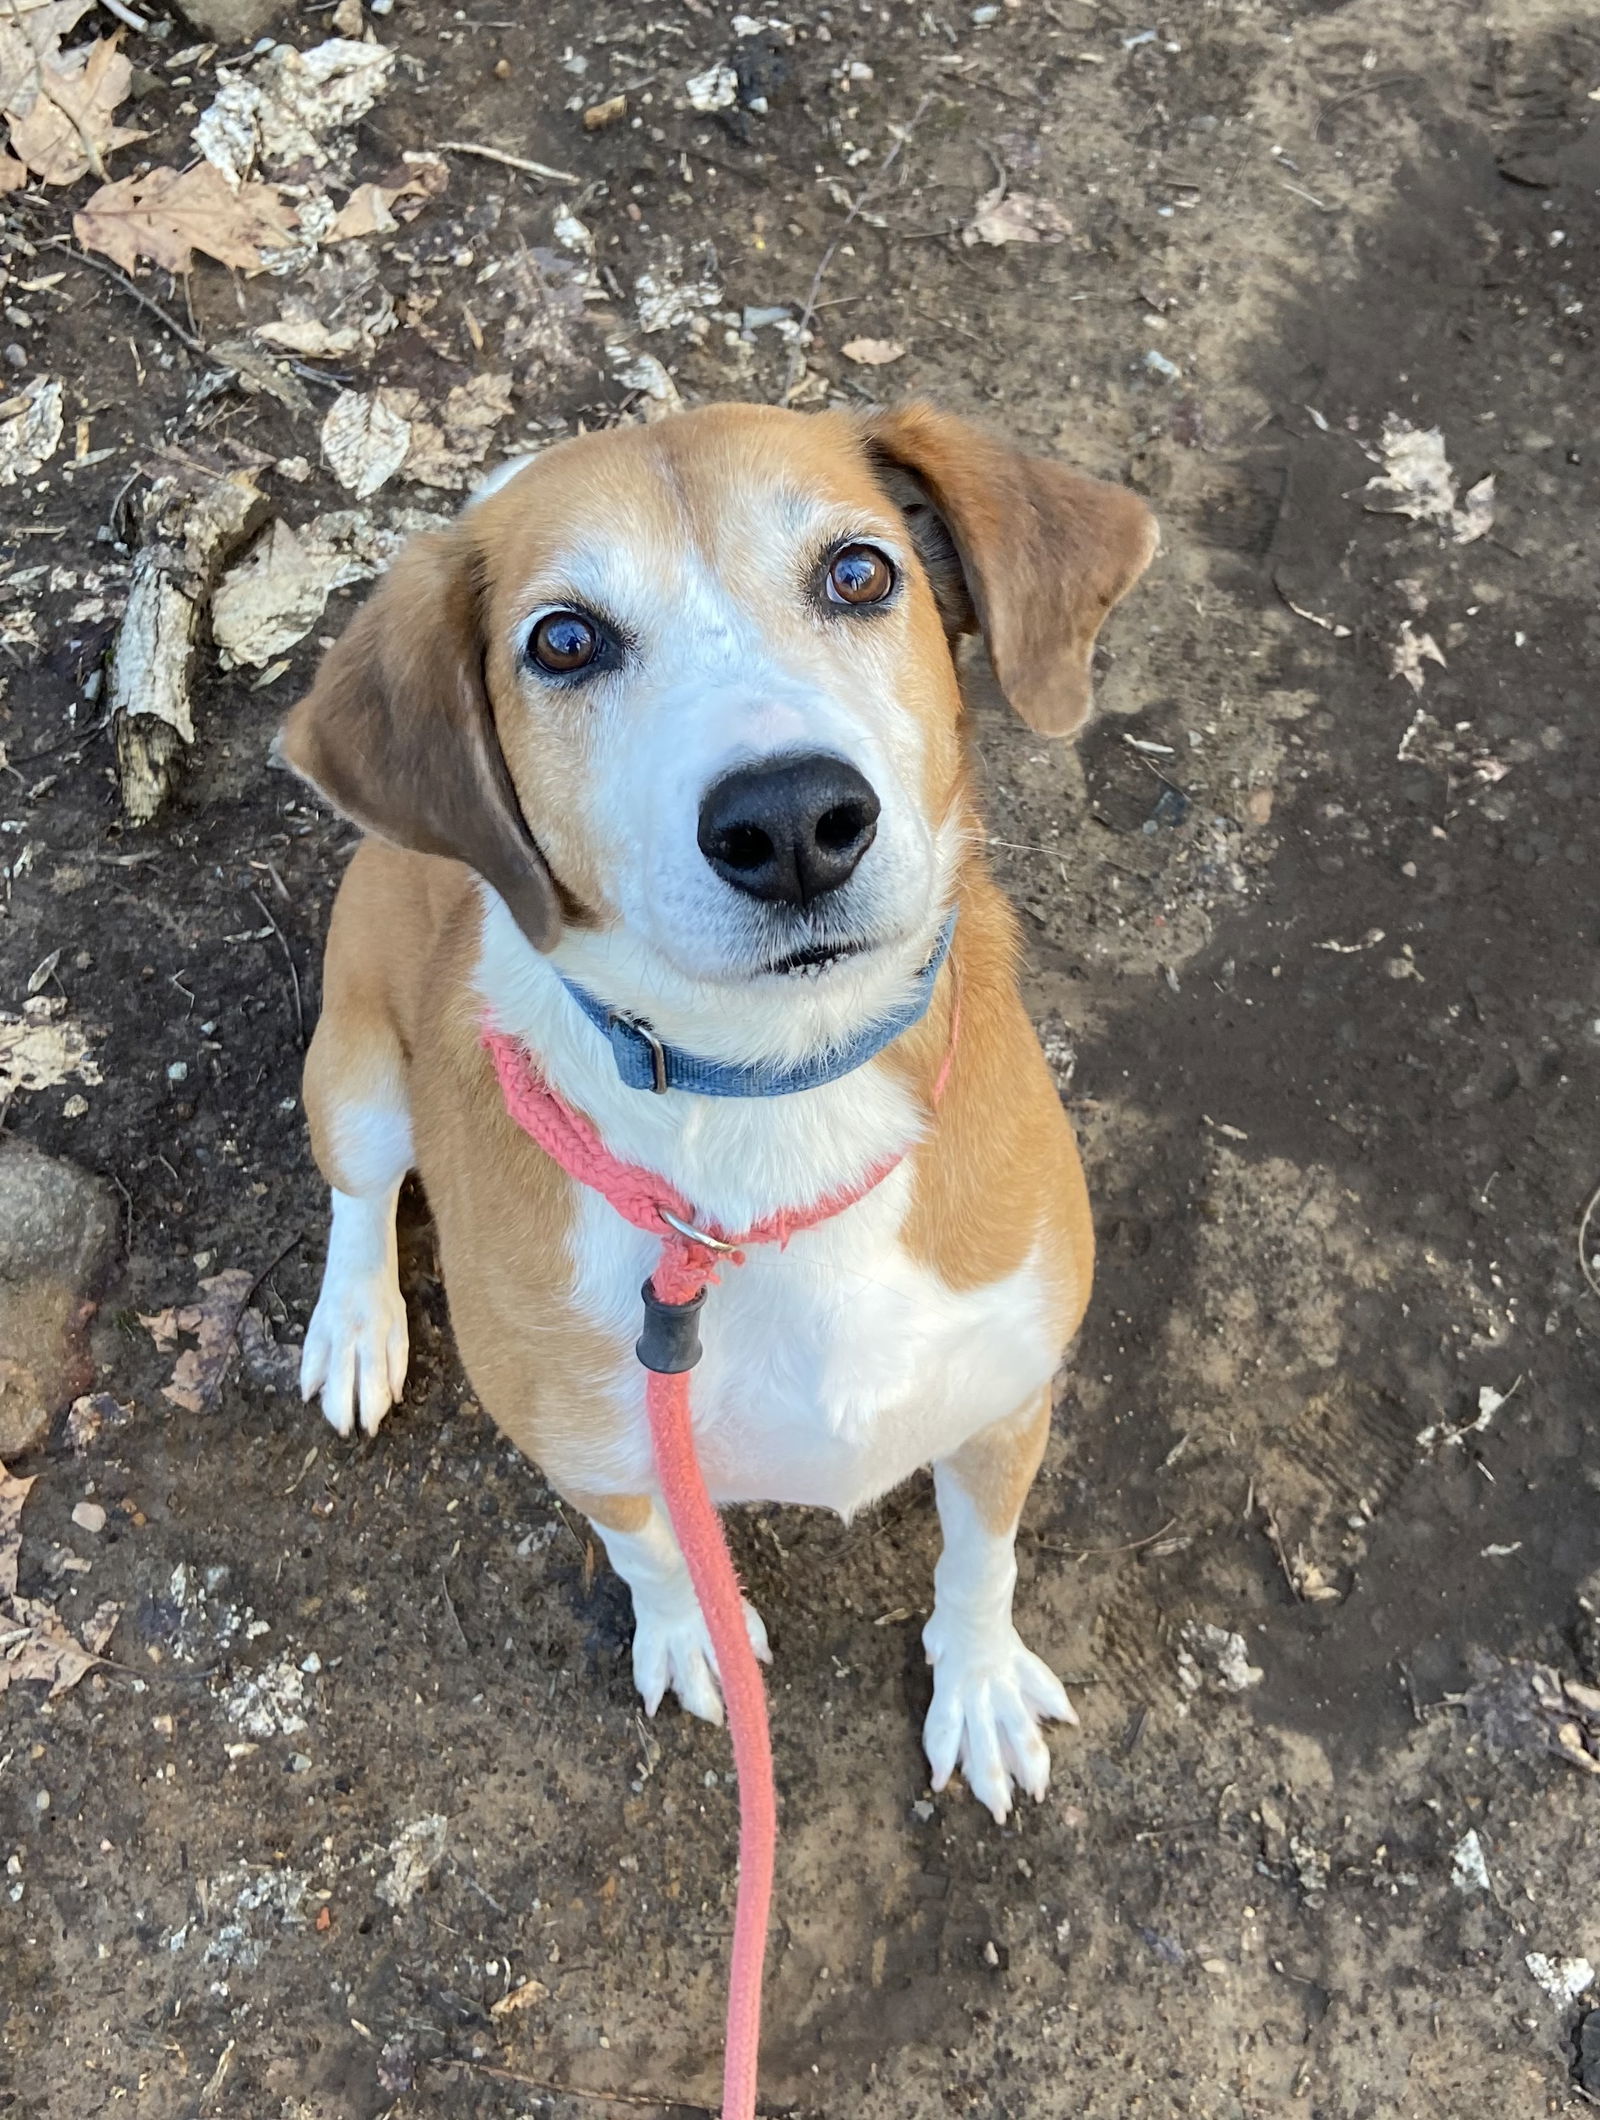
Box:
[760, 937, 872, 979]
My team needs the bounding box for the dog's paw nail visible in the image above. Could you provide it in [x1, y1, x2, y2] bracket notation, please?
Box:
[921, 1625, 1074, 1821]
[630, 1598, 769, 1727]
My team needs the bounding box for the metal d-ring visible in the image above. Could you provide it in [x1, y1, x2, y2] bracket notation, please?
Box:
[659, 1207, 740, 1254]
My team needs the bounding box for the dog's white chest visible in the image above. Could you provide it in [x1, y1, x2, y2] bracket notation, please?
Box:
[477, 904, 1060, 1513]
[565, 1172, 1057, 1515]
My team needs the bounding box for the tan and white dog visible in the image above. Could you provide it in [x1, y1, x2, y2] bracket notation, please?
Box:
[279, 402, 1154, 1822]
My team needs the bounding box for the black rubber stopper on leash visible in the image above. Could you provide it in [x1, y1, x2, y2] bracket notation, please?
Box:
[636, 1281, 707, 1373]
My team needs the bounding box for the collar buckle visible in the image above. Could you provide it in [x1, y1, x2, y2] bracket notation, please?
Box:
[608, 1009, 670, 1094]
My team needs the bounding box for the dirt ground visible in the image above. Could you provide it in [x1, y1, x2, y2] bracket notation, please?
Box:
[3, 0, 1599, 2115]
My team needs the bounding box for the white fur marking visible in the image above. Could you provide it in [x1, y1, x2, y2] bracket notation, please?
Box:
[300, 1185, 409, 1439]
[922, 1465, 1076, 1822]
[592, 1503, 771, 1723]
[329, 1091, 413, 1199]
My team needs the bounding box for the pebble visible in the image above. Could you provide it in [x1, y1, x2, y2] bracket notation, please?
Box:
[70, 1501, 106, 1534]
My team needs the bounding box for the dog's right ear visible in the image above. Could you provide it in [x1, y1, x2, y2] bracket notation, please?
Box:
[276, 527, 561, 951]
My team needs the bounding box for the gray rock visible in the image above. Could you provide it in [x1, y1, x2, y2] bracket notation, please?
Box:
[173, 0, 287, 43]
[0, 1142, 119, 1459]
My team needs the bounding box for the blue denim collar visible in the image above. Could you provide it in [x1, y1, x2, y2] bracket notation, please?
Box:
[554, 911, 957, 1098]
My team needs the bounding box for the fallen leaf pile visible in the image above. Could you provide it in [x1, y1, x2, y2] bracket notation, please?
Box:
[28, 34, 414, 277]
[211, 508, 432, 667]
[320, 373, 516, 499]
[253, 248, 398, 361]
[1, 1461, 119, 1699]
[398, 372, 516, 491]
[193, 37, 393, 186]
[326, 153, 447, 244]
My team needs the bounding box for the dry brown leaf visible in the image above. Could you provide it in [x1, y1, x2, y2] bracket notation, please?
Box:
[0, 0, 94, 114]
[0, 150, 26, 191]
[0, 375, 63, 487]
[401, 373, 514, 490]
[0, 1461, 119, 1697]
[962, 185, 1072, 247]
[0, 995, 99, 1095]
[326, 179, 397, 242]
[3, 36, 145, 187]
[1, 1461, 37, 1599]
[141, 1268, 255, 1412]
[840, 337, 906, 366]
[490, 1977, 550, 2017]
[322, 386, 414, 497]
[1, 1591, 118, 1697]
[73, 162, 298, 276]
[326, 156, 446, 244]
[211, 513, 380, 667]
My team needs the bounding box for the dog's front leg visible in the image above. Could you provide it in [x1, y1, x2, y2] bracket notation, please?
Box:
[923, 1388, 1077, 1822]
[566, 1490, 772, 1726]
[298, 1020, 413, 1443]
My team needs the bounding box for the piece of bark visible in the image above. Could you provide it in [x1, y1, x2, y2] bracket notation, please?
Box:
[111, 465, 268, 823]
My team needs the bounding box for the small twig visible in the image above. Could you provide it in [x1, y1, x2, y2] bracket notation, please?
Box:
[105, 1165, 135, 1252]
[1034, 1515, 1181, 1559]
[243, 1229, 303, 1310]
[97, 0, 150, 29]
[449, 1857, 506, 1916]
[8, 711, 111, 766]
[39, 233, 209, 358]
[464, 2061, 717, 2113]
[439, 1574, 470, 1656]
[1577, 1176, 1600, 1300]
[1278, 178, 1334, 213]
[437, 140, 580, 183]
[1258, 1493, 1302, 1601]
[247, 888, 304, 1048]
[1313, 73, 1419, 142]
[1398, 1661, 1422, 1725]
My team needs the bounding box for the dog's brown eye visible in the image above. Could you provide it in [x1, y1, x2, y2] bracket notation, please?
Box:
[528, 610, 598, 673]
[826, 544, 895, 607]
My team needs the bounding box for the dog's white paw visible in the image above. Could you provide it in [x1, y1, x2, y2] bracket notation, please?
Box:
[632, 1594, 771, 1725]
[300, 1261, 408, 1440]
[922, 1617, 1077, 1823]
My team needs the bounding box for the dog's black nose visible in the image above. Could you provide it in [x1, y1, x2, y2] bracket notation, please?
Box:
[698, 753, 881, 906]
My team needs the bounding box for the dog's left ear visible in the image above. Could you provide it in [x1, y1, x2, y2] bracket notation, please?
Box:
[276, 526, 563, 950]
[862, 401, 1157, 737]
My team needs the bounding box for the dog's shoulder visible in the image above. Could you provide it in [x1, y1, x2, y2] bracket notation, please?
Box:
[890, 867, 1093, 1332]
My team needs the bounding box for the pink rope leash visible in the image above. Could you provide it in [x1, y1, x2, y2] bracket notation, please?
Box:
[646, 1363, 773, 2118]
[485, 1026, 947, 2119]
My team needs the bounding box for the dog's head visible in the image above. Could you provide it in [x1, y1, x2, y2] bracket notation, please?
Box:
[279, 402, 1154, 1021]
